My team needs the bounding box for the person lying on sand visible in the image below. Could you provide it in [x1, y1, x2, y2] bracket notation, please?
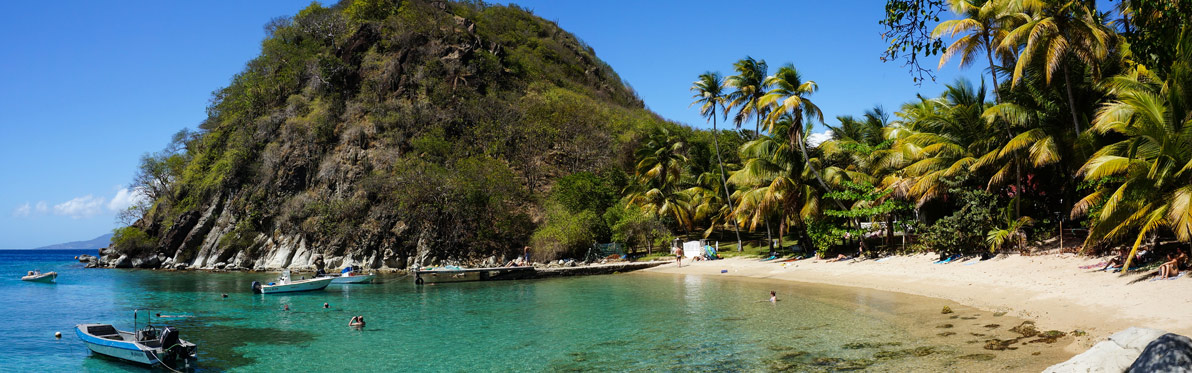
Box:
[825, 254, 849, 262]
[1101, 249, 1127, 271]
[1159, 250, 1187, 279]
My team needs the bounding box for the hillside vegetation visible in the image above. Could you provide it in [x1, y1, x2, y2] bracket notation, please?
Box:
[111, 0, 684, 270]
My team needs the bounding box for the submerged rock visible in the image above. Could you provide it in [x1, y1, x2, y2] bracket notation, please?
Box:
[1010, 321, 1040, 337]
[1127, 333, 1192, 373]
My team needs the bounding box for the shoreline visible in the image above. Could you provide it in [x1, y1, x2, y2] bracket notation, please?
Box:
[646, 253, 1192, 353]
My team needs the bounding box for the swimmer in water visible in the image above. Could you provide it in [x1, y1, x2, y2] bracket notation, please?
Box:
[324, 302, 330, 309]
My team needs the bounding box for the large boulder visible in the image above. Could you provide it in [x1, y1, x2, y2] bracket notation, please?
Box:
[1128, 333, 1192, 372]
[1045, 327, 1168, 373]
[112, 255, 133, 269]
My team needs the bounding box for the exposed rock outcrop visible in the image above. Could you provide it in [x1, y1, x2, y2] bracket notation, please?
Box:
[1045, 327, 1170, 372]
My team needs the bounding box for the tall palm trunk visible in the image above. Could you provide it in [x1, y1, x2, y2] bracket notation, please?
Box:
[778, 218, 786, 253]
[790, 124, 848, 210]
[985, 34, 1023, 217]
[1062, 64, 1082, 134]
[711, 113, 744, 252]
[983, 33, 1003, 103]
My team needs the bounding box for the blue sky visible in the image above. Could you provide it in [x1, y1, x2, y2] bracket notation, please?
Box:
[0, 1, 981, 249]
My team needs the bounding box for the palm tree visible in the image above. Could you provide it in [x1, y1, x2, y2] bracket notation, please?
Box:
[758, 64, 843, 211]
[1000, 0, 1114, 134]
[889, 80, 999, 206]
[1074, 41, 1192, 273]
[933, 0, 1014, 102]
[625, 127, 694, 231]
[726, 57, 769, 136]
[691, 72, 744, 250]
[730, 120, 821, 252]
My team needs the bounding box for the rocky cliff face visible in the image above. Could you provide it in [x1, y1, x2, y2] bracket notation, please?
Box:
[104, 0, 665, 271]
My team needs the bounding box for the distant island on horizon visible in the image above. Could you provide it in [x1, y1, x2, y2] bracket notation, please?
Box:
[26, 233, 112, 251]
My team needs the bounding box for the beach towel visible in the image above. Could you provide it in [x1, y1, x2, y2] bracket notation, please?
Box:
[933, 255, 961, 264]
[963, 261, 979, 266]
[1151, 272, 1187, 281]
[875, 257, 893, 263]
[1079, 261, 1108, 270]
[759, 255, 780, 261]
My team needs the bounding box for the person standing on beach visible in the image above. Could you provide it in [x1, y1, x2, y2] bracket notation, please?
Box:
[523, 246, 531, 266]
[674, 242, 684, 268]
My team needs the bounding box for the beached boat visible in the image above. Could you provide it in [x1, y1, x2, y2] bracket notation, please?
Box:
[76, 311, 197, 367]
[21, 270, 57, 283]
[252, 270, 333, 294]
[321, 266, 375, 284]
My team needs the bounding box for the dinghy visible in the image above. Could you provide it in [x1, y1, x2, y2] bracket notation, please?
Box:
[21, 270, 56, 283]
[252, 270, 333, 294]
[321, 266, 375, 284]
[76, 310, 197, 368]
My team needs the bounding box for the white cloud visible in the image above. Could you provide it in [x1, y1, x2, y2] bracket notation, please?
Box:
[108, 187, 147, 212]
[54, 195, 107, 219]
[12, 203, 31, 217]
[11, 201, 48, 217]
[807, 130, 834, 147]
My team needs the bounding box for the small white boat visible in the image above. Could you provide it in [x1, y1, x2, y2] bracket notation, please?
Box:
[76, 310, 197, 367]
[252, 270, 334, 294]
[21, 270, 57, 283]
[322, 266, 375, 284]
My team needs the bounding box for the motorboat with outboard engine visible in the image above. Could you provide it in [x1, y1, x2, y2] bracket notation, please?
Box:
[318, 265, 376, 284]
[21, 270, 57, 283]
[76, 310, 197, 368]
[252, 270, 334, 294]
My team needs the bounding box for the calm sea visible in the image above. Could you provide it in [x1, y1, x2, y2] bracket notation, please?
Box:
[0, 249, 1068, 371]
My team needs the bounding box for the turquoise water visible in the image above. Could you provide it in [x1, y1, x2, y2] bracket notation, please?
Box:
[0, 250, 1066, 371]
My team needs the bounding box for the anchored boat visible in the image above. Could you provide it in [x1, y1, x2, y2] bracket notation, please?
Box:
[76, 310, 197, 368]
[21, 270, 57, 283]
[322, 266, 375, 284]
[252, 270, 334, 294]
[413, 266, 536, 284]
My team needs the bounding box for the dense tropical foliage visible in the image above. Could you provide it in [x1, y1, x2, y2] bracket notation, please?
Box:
[114, 0, 1192, 272]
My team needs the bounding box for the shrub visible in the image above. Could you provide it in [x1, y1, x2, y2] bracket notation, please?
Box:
[919, 189, 998, 256]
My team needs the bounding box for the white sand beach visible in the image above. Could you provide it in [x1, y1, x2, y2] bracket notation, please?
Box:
[647, 253, 1192, 353]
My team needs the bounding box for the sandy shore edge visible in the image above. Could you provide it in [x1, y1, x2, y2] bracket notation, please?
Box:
[646, 253, 1192, 353]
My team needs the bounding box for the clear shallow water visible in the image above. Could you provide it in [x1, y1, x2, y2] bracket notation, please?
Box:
[0, 250, 1068, 371]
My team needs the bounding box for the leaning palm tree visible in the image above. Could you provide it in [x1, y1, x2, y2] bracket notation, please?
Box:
[725, 57, 769, 136]
[1000, 0, 1114, 133]
[1073, 36, 1192, 273]
[691, 72, 743, 249]
[933, 0, 1015, 102]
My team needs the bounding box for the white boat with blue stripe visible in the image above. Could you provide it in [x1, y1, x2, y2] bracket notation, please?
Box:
[75, 310, 197, 367]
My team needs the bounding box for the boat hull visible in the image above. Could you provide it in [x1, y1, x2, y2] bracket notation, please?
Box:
[75, 327, 157, 365]
[330, 274, 375, 284]
[21, 272, 56, 283]
[414, 267, 536, 284]
[259, 277, 334, 294]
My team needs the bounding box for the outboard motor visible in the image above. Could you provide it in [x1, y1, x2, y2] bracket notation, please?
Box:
[158, 326, 183, 360]
[251, 281, 262, 294]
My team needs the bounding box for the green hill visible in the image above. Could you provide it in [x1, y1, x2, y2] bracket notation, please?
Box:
[107, 0, 672, 270]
